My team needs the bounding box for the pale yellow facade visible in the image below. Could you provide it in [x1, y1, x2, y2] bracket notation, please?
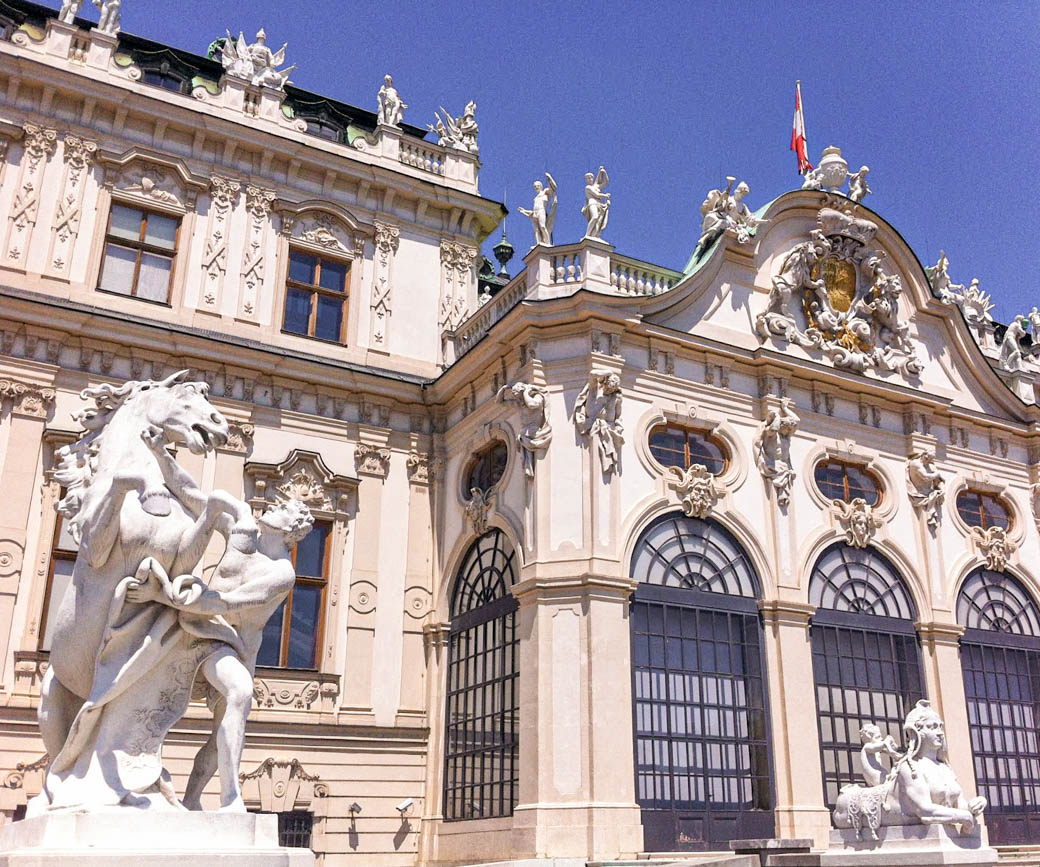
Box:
[0, 4, 1039, 867]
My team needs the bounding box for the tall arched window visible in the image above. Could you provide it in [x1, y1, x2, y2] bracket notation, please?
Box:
[443, 529, 519, 821]
[630, 513, 774, 852]
[958, 568, 1040, 844]
[809, 543, 924, 807]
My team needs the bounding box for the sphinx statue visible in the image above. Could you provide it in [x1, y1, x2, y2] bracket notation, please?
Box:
[833, 700, 986, 841]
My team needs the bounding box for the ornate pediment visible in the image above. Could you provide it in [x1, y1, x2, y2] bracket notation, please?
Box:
[245, 448, 355, 517]
[755, 204, 923, 378]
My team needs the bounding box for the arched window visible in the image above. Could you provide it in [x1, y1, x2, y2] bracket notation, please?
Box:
[463, 441, 507, 495]
[813, 460, 881, 505]
[809, 543, 924, 807]
[630, 514, 773, 851]
[443, 529, 519, 821]
[958, 568, 1040, 844]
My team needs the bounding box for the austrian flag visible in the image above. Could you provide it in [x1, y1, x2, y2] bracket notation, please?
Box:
[791, 80, 813, 175]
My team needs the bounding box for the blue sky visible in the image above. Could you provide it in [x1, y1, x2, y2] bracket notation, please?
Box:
[100, 1, 1039, 323]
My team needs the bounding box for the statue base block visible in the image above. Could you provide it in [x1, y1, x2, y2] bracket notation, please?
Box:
[769, 825, 997, 866]
[0, 811, 315, 865]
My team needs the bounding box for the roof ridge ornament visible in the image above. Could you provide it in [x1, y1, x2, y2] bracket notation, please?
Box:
[801, 146, 872, 204]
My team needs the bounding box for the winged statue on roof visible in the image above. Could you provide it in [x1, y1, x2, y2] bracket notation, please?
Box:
[219, 28, 295, 90]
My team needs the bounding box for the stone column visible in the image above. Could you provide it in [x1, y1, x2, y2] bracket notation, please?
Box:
[399, 450, 433, 720]
[759, 599, 831, 847]
[0, 378, 54, 690]
[917, 621, 978, 796]
[510, 572, 643, 860]
[417, 621, 450, 865]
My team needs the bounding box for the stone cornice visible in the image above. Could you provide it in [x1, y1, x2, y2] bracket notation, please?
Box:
[511, 573, 638, 605]
[758, 599, 816, 626]
[915, 620, 966, 646]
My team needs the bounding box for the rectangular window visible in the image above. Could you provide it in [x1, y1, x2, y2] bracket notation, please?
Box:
[98, 203, 179, 303]
[257, 521, 330, 669]
[249, 810, 313, 849]
[40, 505, 78, 652]
[282, 249, 349, 343]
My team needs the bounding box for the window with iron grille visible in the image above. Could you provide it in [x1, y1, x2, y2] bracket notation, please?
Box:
[98, 203, 180, 303]
[958, 568, 1040, 844]
[813, 460, 881, 506]
[443, 529, 518, 821]
[250, 810, 313, 849]
[648, 424, 729, 476]
[282, 249, 349, 343]
[809, 543, 923, 807]
[257, 521, 330, 669]
[630, 513, 774, 851]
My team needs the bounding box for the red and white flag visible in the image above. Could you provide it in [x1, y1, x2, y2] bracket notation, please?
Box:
[791, 81, 813, 175]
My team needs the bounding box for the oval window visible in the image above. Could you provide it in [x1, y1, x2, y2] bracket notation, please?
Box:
[648, 424, 728, 475]
[465, 441, 507, 495]
[813, 459, 881, 505]
[956, 490, 1011, 531]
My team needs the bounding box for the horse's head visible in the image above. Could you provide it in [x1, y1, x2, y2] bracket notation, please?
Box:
[142, 370, 229, 454]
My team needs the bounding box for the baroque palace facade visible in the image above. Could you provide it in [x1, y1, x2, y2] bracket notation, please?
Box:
[1, 1, 1040, 865]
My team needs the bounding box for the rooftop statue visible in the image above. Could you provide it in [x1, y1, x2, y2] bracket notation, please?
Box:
[219, 28, 294, 89]
[92, 0, 120, 35]
[377, 74, 407, 127]
[958, 278, 995, 325]
[833, 700, 986, 841]
[517, 172, 558, 247]
[930, 252, 995, 325]
[693, 177, 761, 260]
[801, 147, 873, 204]
[1000, 315, 1027, 373]
[928, 250, 964, 301]
[848, 165, 871, 203]
[581, 166, 611, 240]
[59, 0, 82, 24]
[428, 101, 479, 155]
[1028, 307, 1040, 345]
[28, 372, 314, 814]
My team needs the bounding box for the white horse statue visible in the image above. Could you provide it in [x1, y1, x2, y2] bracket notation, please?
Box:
[32, 370, 237, 812]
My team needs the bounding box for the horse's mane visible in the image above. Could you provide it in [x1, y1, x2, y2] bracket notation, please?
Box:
[54, 375, 187, 541]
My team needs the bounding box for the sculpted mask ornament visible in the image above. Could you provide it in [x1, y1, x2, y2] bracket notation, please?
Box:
[219, 28, 295, 90]
[754, 398, 800, 507]
[755, 207, 923, 378]
[693, 176, 762, 260]
[573, 368, 623, 477]
[833, 700, 987, 840]
[971, 524, 1012, 572]
[669, 464, 719, 518]
[517, 173, 558, 247]
[498, 382, 552, 479]
[906, 448, 945, 529]
[834, 497, 881, 548]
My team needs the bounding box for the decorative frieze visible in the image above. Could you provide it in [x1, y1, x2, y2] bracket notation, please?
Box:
[220, 422, 255, 455]
[200, 175, 242, 310]
[355, 443, 391, 477]
[238, 185, 276, 318]
[4, 123, 58, 265]
[48, 134, 97, 276]
[0, 378, 55, 418]
[370, 220, 400, 348]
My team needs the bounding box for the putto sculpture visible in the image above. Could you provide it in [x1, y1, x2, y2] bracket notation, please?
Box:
[92, 0, 120, 35]
[755, 207, 923, 378]
[833, 700, 986, 840]
[692, 177, 761, 260]
[847, 165, 871, 203]
[377, 74, 407, 127]
[498, 382, 552, 478]
[219, 29, 295, 90]
[573, 368, 623, 476]
[800, 146, 871, 203]
[29, 372, 314, 815]
[517, 173, 558, 247]
[581, 166, 611, 240]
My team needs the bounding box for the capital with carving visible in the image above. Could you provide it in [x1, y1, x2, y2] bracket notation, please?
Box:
[22, 122, 57, 168]
[355, 443, 391, 477]
[0, 379, 55, 418]
[406, 450, 431, 484]
[374, 220, 400, 255]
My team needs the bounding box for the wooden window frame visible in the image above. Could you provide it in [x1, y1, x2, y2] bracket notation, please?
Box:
[267, 520, 332, 669]
[97, 203, 180, 304]
[281, 249, 350, 345]
[648, 423, 729, 475]
[956, 489, 1012, 531]
[813, 459, 882, 506]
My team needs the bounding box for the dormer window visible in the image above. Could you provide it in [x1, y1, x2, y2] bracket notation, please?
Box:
[141, 64, 190, 94]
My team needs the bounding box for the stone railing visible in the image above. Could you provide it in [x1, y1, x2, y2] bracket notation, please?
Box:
[609, 253, 681, 295]
[550, 245, 585, 284]
[454, 272, 528, 358]
[399, 140, 445, 176]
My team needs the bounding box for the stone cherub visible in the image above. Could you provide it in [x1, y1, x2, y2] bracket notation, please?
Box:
[834, 700, 987, 839]
[573, 369, 623, 476]
[848, 165, 871, 203]
[582, 166, 611, 240]
[517, 173, 558, 247]
[377, 74, 407, 127]
[126, 439, 314, 811]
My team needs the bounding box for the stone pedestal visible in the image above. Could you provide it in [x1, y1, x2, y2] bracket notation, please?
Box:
[768, 825, 998, 866]
[0, 812, 314, 865]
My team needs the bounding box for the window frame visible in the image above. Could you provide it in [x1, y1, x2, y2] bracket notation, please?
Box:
[463, 440, 508, 496]
[648, 422, 729, 476]
[812, 458, 882, 506]
[281, 248, 351, 345]
[260, 519, 332, 670]
[956, 489, 1012, 532]
[38, 503, 77, 652]
[96, 202, 181, 305]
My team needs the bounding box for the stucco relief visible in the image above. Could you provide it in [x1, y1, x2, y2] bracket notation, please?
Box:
[200, 175, 242, 309]
[403, 585, 432, 620]
[755, 206, 923, 378]
[439, 240, 477, 334]
[49, 134, 97, 275]
[907, 448, 945, 529]
[0, 378, 56, 418]
[465, 487, 494, 535]
[349, 579, 377, 615]
[668, 464, 719, 518]
[284, 210, 354, 255]
[4, 122, 57, 265]
[971, 525, 1012, 572]
[247, 449, 355, 519]
[406, 451, 431, 484]
[370, 220, 400, 348]
[355, 443, 391, 478]
[238, 184, 276, 318]
[834, 498, 881, 548]
[112, 162, 190, 208]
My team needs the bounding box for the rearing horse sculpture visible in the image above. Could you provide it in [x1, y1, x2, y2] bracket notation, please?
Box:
[33, 370, 230, 812]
